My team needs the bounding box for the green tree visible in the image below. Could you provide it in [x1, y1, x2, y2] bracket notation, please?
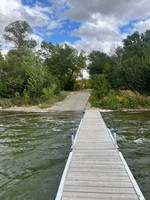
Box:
[112, 46, 124, 68]
[25, 56, 60, 100]
[0, 46, 60, 103]
[109, 30, 150, 93]
[123, 31, 141, 47]
[0, 49, 4, 69]
[3, 20, 37, 49]
[141, 30, 150, 44]
[90, 74, 110, 100]
[0, 47, 32, 98]
[88, 51, 110, 75]
[121, 56, 150, 92]
[40, 42, 86, 90]
[0, 48, 6, 97]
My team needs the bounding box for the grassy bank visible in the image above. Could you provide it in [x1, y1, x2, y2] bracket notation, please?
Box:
[0, 91, 67, 109]
[90, 90, 150, 110]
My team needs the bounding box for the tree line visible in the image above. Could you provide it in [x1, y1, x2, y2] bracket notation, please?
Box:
[0, 20, 86, 105]
[88, 30, 150, 109]
[1, 20, 150, 108]
[88, 30, 150, 93]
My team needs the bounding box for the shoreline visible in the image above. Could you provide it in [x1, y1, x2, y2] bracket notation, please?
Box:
[1, 105, 150, 113]
[0, 91, 90, 113]
[1, 90, 150, 113]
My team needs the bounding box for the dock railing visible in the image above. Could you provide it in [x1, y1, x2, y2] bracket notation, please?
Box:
[55, 111, 145, 200]
[108, 128, 145, 200]
[55, 117, 83, 200]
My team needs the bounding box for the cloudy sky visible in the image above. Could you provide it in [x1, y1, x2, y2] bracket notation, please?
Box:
[1, 0, 150, 54]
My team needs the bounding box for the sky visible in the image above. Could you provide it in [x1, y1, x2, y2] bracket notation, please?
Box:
[1, 0, 150, 55]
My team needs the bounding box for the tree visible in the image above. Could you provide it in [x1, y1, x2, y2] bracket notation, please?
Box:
[0, 47, 32, 97]
[40, 42, 86, 90]
[88, 51, 110, 75]
[90, 74, 110, 100]
[3, 20, 37, 49]
[112, 46, 124, 67]
[121, 56, 150, 92]
[0, 49, 4, 69]
[123, 31, 141, 47]
[0, 47, 60, 102]
[25, 57, 60, 100]
[141, 29, 150, 44]
[120, 30, 150, 93]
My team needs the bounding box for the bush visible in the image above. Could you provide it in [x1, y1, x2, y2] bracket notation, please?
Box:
[0, 99, 12, 108]
[90, 89, 150, 110]
[90, 74, 110, 100]
[25, 59, 60, 104]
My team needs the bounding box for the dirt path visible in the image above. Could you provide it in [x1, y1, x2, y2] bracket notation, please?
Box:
[0, 90, 91, 112]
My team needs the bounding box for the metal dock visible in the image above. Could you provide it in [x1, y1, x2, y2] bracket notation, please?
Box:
[56, 109, 145, 200]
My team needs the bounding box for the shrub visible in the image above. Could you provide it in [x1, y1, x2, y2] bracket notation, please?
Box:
[0, 98, 12, 108]
[90, 74, 110, 100]
[90, 89, 150, 110]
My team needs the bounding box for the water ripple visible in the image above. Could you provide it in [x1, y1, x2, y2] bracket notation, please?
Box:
[0, 111, 82, 200]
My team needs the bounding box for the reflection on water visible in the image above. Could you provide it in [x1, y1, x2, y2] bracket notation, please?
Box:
[0, 111, 82, 200]
[101, 111, 150, 200]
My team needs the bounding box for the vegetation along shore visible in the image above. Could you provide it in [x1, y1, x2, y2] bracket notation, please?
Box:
[1, 20, 150, 110]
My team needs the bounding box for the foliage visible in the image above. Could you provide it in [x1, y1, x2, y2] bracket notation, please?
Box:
[39, 103, 51, 109]
[89, 30, 150, 109]
[0, 98, 12, 108]
[88, 51, 110, 75]
[90, 90, 150, 110]
[40, 42, 87, 90]
[3, 20, 37, 49]
[25, 55, 60, 103]
[111, 46, 124, 68]
[75, 79, 91, 90]
[0, 51, 4, 67]
[0, 20, 88, 107]
[0, 46, 60, 105]
[0, 47, 29, 98]
[2, 20, 150, 109]
[88, 30, 150, 94]
[90, 74, 110, 101]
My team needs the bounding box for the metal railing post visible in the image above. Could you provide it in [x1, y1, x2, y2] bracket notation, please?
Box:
[71, 132, 74, 149]
[114, 130, 117, 146]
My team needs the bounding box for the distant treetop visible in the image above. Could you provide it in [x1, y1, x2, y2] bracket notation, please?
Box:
[3, 20, 37, 49]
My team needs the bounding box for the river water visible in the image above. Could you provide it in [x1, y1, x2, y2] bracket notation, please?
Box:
[0, 111, 83, 200]
[0, 111, 149, 200]
[101, 111, 150, 200]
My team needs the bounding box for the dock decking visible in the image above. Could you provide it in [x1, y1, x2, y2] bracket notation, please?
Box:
[56, 109, 145, 200]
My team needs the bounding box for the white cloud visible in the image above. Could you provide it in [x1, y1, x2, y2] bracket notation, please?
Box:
[47, 20, 62, 30]
[82, 69, 89, 79]
[1, 0, 150, 55]
[1, 47, 12, 56]
[67, 0, 150, 23]
[0, 0, 60, 49]
[130, 18, 150, 34]
[72, 13, 122, 53]
[19, 5, 50, 27]
[66, 0, 150, 53]
[30, 34, 43, 47]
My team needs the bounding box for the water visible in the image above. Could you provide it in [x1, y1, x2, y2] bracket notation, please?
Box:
[0, 111, 149, 200]
[0, 111, 83, 200]
[101, 111, 150, 200]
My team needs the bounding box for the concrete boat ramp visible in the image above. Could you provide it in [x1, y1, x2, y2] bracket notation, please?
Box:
[57, 90, 91, 112]
[55, 92, 145, 200]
